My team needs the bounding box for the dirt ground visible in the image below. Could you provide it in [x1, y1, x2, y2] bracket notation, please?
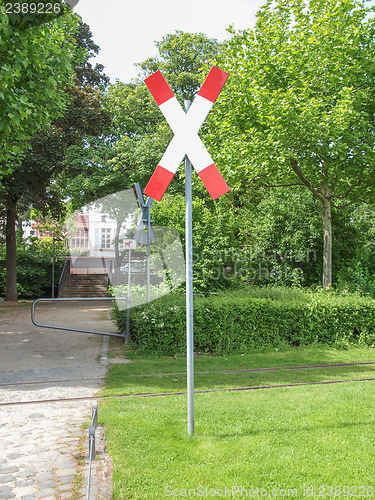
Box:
[0, 299, 118, 373]
[0, 300, 116, 498]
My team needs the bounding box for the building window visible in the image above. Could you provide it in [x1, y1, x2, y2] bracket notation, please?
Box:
[101, 228, 112, 249]
[74, 214, 89, 227]
[71, 227, 89, 248]
[69, 212, 89, 248]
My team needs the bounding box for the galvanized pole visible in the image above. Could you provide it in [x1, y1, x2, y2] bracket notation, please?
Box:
[184, 100, 194, 436]
[127, 249, 131, 297]
[147, 208, 151, 303]
[126, 248, 131, 343]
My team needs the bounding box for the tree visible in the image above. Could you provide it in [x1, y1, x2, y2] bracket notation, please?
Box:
[337, 204, 375, 296]
[243, 188, 363, 287]
[0, 3, 79, 172]
[0, 19, 111, 301]
[137, 30, 220, 103]
[150, 192, 241, 292]
[207, 0, 375, 288]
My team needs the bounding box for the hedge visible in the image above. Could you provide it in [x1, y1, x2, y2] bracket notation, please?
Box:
[0, 236, 66, 299]
[112, 287, 375, 355]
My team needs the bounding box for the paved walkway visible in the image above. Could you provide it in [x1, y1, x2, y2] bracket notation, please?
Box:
[0, 300, 116, 499]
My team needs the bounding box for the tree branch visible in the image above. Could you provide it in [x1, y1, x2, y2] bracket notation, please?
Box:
[290, 158, 323, 201]
[331, 200, 352, 209]
[331, 174, 339, 191]
[331, 179, 363, 199]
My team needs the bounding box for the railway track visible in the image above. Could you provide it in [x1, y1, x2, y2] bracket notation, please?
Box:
[1, 361, 375, 407]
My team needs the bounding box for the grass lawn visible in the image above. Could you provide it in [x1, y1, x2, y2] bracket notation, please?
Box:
[0, 300, 33, 308]
[99, 345, 375, 498]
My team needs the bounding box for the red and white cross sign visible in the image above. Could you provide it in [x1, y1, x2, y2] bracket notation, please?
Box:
[143, 66, 230, 201]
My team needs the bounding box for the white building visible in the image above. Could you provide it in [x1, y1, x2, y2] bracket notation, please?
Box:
[67, 201, 140, 275]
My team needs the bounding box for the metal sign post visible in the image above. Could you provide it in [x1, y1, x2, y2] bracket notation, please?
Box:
[52, 234, 63, 298]
[143, 66, 229, 435]
[128, 248, 131, 297]
[122, 238, 137, 342]
[134, 183, 156, 303]
[184, 100, 194, 435]
[147, 213, 151, 303]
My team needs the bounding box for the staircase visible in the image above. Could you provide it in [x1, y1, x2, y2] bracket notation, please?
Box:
[58, 274, 108, 298]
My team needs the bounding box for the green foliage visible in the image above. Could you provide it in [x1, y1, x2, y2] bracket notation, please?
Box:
[110, 282, 173, 309]
[150, 192, 242, 292]
[211, 0, 375, 195]
[0, 4, 80, 170]
[337, 205, 375, 297]
[149, 188, 364, 291]
[338, 260, 375, 297]
[206, 0, 375, 287]
[0, 236, 65, 298]
[107, 82, 163, 139]
[113, 287, 375, 355]
[29, 235, 65, 258]
[0, 17, 110, 301]
[137, 30, 220, 103]
[59, 137, 117, 210]
[239, 188, 364, 287]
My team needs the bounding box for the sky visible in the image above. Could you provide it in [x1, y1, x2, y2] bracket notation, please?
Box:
[74, 0, 266, 84]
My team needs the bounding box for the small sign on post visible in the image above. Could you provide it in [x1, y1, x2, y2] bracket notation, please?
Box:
[122, 238, 137, 250]
[143, 66, 229, 435]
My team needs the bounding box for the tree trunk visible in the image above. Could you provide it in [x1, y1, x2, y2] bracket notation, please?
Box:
[5, 199, 18, 302]
[321, 197, 332, 289]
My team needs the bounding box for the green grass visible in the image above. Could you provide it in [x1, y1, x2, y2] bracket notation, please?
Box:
[0, 300, 33, 308]
[100, 347, 375, 498]
[0, 301, 32, 313]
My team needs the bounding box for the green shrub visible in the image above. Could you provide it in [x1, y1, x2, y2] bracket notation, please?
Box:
[338, 258, 375, 298]
[0, 236, 65, 299]
[112, 287, 375, 355]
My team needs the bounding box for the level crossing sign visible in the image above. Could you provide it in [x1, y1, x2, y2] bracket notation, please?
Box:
[143, 66, 230, 435]
[144, 66, 230, 201]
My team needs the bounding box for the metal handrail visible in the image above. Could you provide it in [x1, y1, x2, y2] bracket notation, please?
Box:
[57, 258, 70, 297]
[31, 297, 129, 338]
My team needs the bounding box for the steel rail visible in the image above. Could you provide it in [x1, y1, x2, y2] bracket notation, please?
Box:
[2, 361, 374, 387]
[0, 361, 375, 388]
[121, 361, 375, 378]
[2, 376, 375, 407]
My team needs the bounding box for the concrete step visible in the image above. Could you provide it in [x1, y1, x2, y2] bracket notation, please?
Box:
[58, 274, 108, 298]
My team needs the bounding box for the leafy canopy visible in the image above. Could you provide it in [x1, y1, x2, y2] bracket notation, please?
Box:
[0, 4, 80, 172]
[208, 0, 375, 204]
[137, 30, 220, 103]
